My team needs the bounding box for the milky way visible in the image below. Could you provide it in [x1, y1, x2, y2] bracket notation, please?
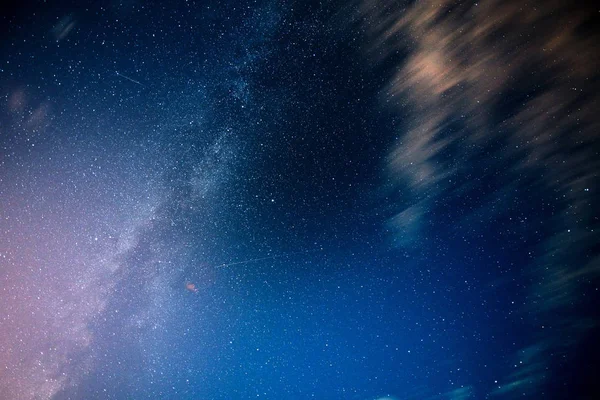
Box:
[1, 1, 599, 399]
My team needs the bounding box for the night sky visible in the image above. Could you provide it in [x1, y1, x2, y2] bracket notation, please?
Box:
[1, 1, 599, 399]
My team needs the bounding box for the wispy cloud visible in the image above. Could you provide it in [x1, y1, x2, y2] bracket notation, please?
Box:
[359, 0, 599, 396]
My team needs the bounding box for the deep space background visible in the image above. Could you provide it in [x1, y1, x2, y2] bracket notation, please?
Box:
[1, 0, 599, 399]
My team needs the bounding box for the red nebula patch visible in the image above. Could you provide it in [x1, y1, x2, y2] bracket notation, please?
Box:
[185, 282, 198, 293]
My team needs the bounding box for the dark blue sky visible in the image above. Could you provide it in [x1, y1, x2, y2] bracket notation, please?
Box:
[1, 1, 598, 399]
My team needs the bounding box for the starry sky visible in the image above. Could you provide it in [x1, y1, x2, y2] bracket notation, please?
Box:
[0, 1, 599, 399]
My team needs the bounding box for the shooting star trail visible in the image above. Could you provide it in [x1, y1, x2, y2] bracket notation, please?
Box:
[115, 71, 144, 86]
[214, 248, 323, 269]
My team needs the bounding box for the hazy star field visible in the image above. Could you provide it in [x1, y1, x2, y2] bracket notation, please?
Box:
[1, 1, 598, 399]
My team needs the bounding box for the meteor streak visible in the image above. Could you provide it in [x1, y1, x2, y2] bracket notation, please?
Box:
[214, 248, 323, 269]
[115, 71, 144, 86]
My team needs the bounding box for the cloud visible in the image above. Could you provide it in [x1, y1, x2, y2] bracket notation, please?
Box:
[359, 0, 599, 396]
[51, 15, 76, 41]
[386, 204, 425, 246]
